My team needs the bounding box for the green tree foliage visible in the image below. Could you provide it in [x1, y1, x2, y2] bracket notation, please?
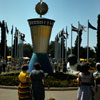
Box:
[47, 40, 96, 61]
[96, 14, 100, 62]
[23, 43, 33, 58]
[6, 42, 96, 61]
[94, 46, 97, 60]
[72, 46, 96, 59]
[7, 43, 33, 58]
[48, 41, 55, 58]
[80, 47, 96, 59]
[73, 30, 82, 57]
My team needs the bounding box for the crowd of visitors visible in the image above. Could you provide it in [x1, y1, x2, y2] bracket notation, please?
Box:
[0, 57, 30, 74]
[18, 63, 45, 100]
[17, 61, 100, 100]
[0, 56, 100, 100]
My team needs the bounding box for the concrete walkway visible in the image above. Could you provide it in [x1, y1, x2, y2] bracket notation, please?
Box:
[0, 88, 77, 100]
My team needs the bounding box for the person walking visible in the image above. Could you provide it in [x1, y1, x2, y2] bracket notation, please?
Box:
[77, 63, 94, 100]
[18, 64, 31, 100]
[93, 63, 100, 100]
[30, 62, 45, 100]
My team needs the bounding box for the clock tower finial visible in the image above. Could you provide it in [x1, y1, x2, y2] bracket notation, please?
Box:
[35, 0, 48, 17]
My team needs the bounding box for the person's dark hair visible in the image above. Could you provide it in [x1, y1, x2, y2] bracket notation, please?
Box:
[67, 54, 77, 65]
[21, 65, 28, 71]
[77, 64, 82, 71]
[81, 63, 89, 73]
[96, 63, 100, 71]
[34, 62, 41, 70]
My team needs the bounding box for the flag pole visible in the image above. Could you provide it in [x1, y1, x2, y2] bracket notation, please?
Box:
[4, 30, 7, 63]
[87, 20, 89, 62]
[78, 21, 80, 63]
[17, 30, 20, 59]
[62, 33, 64, 72]
[54, 35, 57, 60]
[60, 32, 61, 63]
[11, 26, 13, 59]
[14, 28, 17, 64]
[15, 32, 16, 63]
[4, 21, 7, 63]
[11, 31, 13, 65]
[66, 26, 68, 62]
[71, 24, 72, 54]
[59, 32, 62, 71]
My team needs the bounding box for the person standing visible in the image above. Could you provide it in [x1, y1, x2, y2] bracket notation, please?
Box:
[18, 64, 30, 100]
[77, 63, 94, 100]
[0, 58, 2, 74]
[2, 63, 6, 72]
[30, 63, 45, 100]
[0, 62, 2, 74]
[93, 63, 100, 100]
[0, 64, 2, 74]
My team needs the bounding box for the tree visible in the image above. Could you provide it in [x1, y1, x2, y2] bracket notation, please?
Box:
[23, 43, 33, 58]
[72, 46, 96, 59]
[73, 30, 82, 57]
[48, 41, 55, 58]
[80, 47, 96, 59]
[96, 14, 100, 62]
[0, 20, 7, 61]
[7, 43, 33, 59]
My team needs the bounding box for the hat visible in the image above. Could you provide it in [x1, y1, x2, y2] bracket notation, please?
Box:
[48, 98, 55, 100]
[96, 63, 100, 67]
[96, 62, 100, 71]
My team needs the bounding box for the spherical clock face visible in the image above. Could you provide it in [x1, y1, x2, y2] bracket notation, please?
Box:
[35, 2, 48, 16]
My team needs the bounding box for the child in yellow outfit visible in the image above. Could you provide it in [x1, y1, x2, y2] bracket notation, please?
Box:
[18, 64, 31, 100]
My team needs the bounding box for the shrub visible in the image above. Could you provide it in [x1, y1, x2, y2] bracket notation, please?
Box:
[0, 72, 78, 87]
[44, 72, 78, 87]
[0, 75, 19, 86]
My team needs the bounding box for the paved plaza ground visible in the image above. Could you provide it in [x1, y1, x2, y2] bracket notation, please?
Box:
[0, 88, 77, 100]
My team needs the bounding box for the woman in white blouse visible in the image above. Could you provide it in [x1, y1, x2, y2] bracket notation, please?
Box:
[93, 63, 100, 100]
[77, 63, 94, 100]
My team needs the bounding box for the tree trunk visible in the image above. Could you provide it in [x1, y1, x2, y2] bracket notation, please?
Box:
[96, 14, 100, 62]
